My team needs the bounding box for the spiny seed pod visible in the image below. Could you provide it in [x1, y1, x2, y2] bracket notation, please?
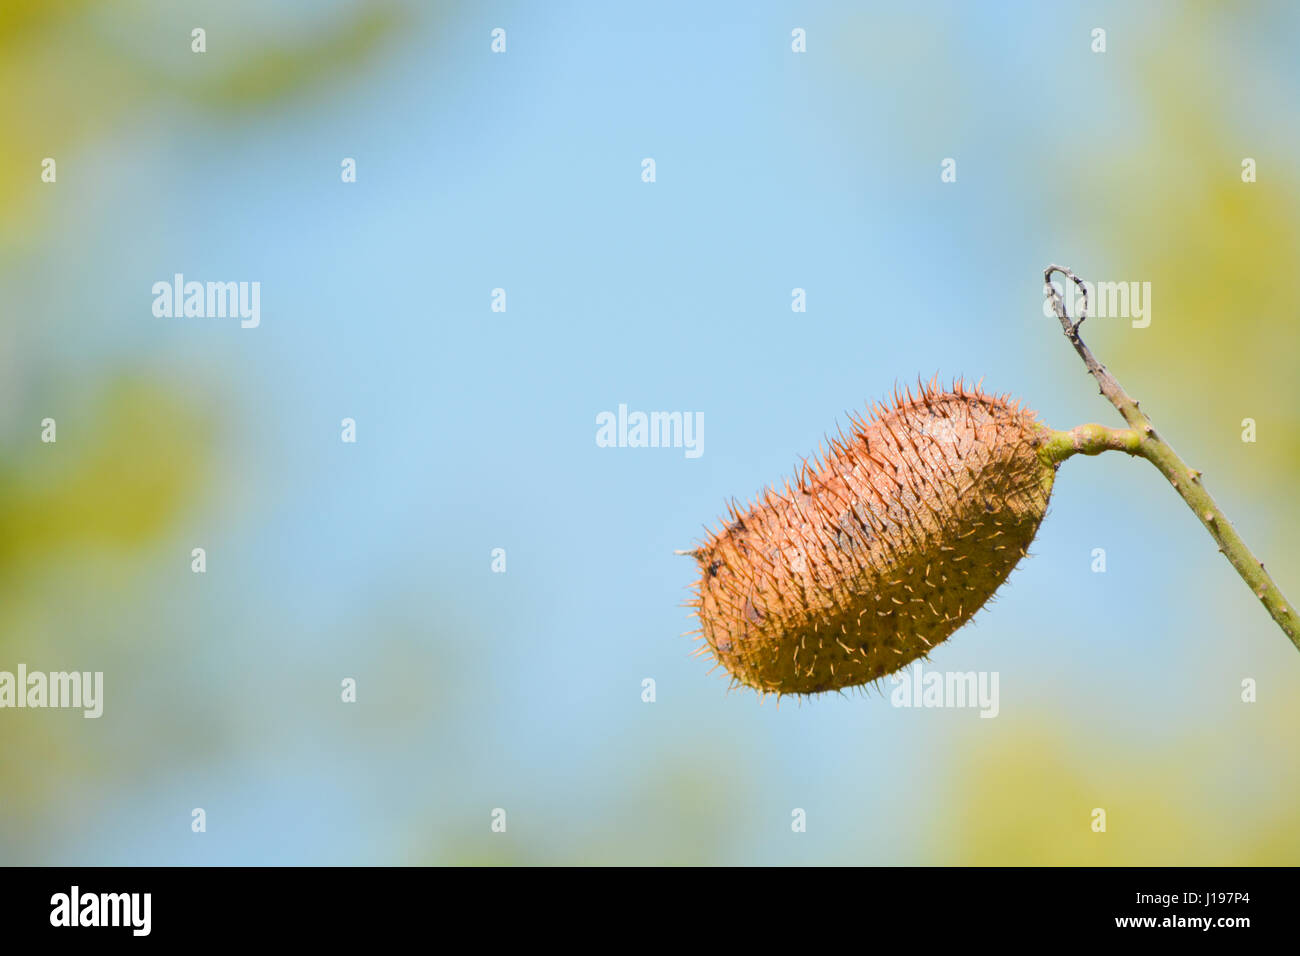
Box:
[687, 380, 1057, 696]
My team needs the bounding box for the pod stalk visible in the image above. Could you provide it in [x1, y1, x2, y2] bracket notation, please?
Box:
[1045, 264, 1299, 649]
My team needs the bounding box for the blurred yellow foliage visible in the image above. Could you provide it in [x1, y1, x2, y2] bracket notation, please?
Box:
[1082, 18, 1300, 498]
[932, 705, 1300, 865]
[0, 0, 406, 245]
[0, 378, 212, 578]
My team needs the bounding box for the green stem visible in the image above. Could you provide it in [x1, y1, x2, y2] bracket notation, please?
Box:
[1042, 265, 1300, 651]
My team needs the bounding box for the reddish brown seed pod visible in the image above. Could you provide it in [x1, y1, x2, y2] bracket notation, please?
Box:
[687, 380, 1058, 696]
